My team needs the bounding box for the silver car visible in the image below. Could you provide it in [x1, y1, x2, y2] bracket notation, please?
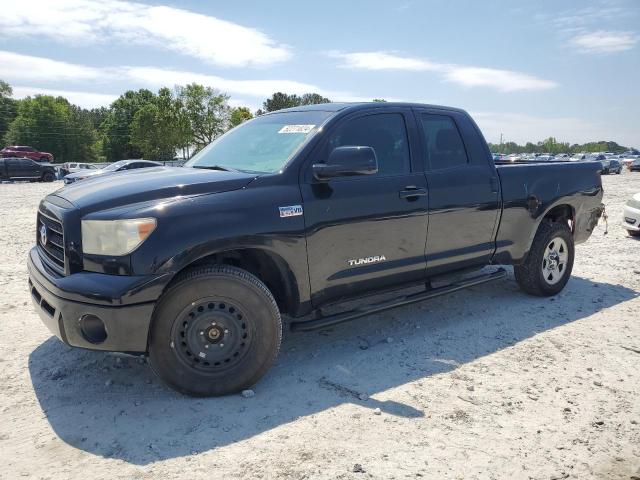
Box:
[63, 159, 162, 184]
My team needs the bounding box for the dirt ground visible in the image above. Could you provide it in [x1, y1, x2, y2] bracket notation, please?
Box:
[0, 172, 639, 480]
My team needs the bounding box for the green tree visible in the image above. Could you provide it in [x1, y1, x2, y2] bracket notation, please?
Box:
[101, 89, 155, 161]
[262, 92, 331, 112]
[0, 80, 17, 144]
[65, 105, 98, 162]
[262, 92, 302, 112]
[177, 84, 231, 151]
[300, 93, 331, 105]
[372, 98, 387, 102]
[230, 107, 253, 128]
[5, 95, 69, 162]
[131, 88, 182, 160]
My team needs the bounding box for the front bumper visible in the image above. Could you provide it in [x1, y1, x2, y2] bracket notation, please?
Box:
[623, 204, 640, 232]
[28, 247, 170, 352]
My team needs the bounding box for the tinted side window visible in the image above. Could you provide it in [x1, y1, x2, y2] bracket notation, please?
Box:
[327, 113, 410, 176]
[419, 114, 468, 170]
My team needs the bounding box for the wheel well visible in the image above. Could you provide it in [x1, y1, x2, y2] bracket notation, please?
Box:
[170, 249, 297, 315]
[543, 204, 575, 232]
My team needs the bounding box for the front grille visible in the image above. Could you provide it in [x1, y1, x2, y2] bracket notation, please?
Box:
[37, 211, 65, 273]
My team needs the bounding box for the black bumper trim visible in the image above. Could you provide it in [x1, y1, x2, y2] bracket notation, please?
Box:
[28, 251, 157, 353]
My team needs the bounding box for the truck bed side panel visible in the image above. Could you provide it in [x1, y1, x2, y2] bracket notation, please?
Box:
[493, 161, 603, 264]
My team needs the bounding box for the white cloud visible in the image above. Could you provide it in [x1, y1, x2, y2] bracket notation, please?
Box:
[570, 30, 639, 53]
[122, 67, 328, 98]
[330, 51, 441, 71]
[0, 51, 360, 104]
[0, 51, 103, 82]
[441, 67, 557, 92]
[11, 86, 118, 109]
[0, 0, 291, 67]
[330, 51, 558, 92]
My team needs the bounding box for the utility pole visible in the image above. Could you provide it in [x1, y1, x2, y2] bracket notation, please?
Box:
[500, 133, 503, 145]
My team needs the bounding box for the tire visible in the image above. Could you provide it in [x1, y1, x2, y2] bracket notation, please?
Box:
[514, 221, 574, 296]
[148, 265, 282, 396]
[628, 229, 640, 237]
[41, 172, 55, 182]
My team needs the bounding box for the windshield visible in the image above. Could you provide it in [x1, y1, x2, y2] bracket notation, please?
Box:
[103, 160, 128, 172]
[185, 110, 333, 173]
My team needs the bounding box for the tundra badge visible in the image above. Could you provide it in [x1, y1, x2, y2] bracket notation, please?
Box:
[348, 255, 387, 267]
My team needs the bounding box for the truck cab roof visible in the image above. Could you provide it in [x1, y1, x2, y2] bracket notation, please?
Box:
[270, 102, 468, 115]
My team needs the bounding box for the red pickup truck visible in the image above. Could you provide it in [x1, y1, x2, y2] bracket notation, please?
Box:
[1, 146, 54, 162]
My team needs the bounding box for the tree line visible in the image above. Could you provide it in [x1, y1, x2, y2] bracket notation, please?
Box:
[0, 79, 631, 163]
[0, 81, 335, 163]
[488, 137, 631, 155]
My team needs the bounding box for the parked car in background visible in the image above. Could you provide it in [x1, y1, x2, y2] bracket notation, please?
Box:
[0, 157, 56, 182]
[570, 154, 588, 162]
[622, 192, 640, 237]
[630, 159, 640, 172]
[60, 162, 100, 176]
[1, 146, 54, 163]
[555, 153, 570, 160]
[63, 159, 162, 184]
[600, 158, 622, 174]
[535, 155, 556, 162]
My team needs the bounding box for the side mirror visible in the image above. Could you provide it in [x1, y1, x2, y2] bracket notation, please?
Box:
[313, 146, 378, 181]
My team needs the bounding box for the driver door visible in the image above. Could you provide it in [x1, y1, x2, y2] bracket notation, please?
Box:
[301, 109, 429, 306]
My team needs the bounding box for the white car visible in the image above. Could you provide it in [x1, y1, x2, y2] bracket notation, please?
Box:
[623, 192, 640, 237]
[60, 162, 99, 176]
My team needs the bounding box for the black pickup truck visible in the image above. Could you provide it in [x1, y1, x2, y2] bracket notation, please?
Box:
[28, 103, 604, 396]
[1, 157, 56, 182]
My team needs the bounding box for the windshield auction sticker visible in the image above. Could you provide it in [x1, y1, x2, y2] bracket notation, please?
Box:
[278, 125, 315, 134]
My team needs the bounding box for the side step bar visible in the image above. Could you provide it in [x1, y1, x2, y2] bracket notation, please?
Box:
[290, 268, 506, 332]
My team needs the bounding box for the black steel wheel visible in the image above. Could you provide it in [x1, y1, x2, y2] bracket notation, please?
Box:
[171, 297, 252, 372]
[148, 265, 281, 396]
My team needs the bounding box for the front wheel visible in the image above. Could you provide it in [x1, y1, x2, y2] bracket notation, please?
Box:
[628, 229, 640, 237]
[41, 172, 55, 182]
[148, 265, 282, 396]
[514, 221, 574, 296]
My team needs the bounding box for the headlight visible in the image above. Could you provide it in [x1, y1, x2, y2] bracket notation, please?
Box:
[82, 218, 156, 256]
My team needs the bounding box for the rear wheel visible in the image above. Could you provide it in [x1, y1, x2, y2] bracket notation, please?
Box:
[515, 221, 574, 296]
[148, 265, 282, 396]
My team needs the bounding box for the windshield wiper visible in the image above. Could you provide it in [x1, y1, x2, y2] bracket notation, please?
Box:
[192, 165, 267, 175]
[192, 165, 240, 173]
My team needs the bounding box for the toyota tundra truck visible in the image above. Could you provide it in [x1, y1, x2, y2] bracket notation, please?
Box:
[28, 102, 605, 396]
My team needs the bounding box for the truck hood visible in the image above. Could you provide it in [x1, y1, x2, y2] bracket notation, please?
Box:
[50, 166, 257, 212]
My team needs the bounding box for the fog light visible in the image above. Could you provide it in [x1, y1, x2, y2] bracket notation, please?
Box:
[80, 314, 107, 344]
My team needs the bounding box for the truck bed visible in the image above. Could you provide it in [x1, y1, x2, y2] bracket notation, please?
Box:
[492, 159, 604, 264]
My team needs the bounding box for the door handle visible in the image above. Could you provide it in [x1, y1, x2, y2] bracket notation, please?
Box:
[399, 186, 428, 199]
[490, 176, 499, 193]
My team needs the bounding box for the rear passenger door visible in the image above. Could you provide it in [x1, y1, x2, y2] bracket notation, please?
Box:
[24, 159, 41, 178]
[416, 109, 500, 275]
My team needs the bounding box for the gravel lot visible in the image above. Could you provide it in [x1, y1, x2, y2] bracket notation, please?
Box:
[0, 173, 639, 480]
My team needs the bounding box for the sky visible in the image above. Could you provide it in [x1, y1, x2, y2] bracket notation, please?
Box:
[0, 0, 638, 147]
